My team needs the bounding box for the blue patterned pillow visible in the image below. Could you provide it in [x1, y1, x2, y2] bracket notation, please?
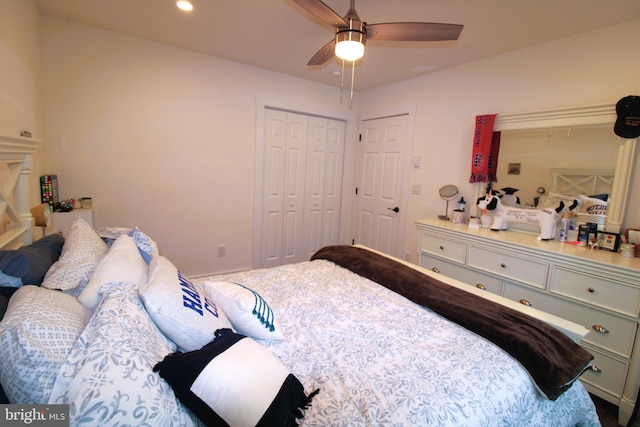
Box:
[0, 286, 92, 403]
[153, 329, 317, 427]
[42, 218, 108, 294]
[47, 282, 199, 426]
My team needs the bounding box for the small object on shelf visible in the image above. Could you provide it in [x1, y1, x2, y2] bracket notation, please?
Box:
[40, 175, 60, 211]
[457, 197, 466, 211]
[597, 232, 620, 252]
[499, 187, 520, 207]
[437, 185, 459, 220]
[619, 243, 636, 258]
[578, 225, 590, 247]
[451, 210, 465, 224]
[559, 213, 571, 242]
[81, 197, 93, 209]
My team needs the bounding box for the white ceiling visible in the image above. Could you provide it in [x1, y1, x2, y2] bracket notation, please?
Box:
[33, 0, 640, 92]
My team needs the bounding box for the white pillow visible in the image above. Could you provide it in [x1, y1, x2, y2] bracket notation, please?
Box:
[47, 282, 199, 426]
[203, 281, 284, 341]
[42, 218, 108, 295]
[77, 234, 148, 311]
[578, 194, 608, 216]
[140, 255, 232, 351]
[0, 286, 92, 403]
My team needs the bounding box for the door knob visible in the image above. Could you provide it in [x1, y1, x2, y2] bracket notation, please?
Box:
[388, 206, 400, 213]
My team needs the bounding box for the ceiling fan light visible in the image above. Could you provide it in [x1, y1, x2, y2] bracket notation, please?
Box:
[335, 30, 365, 61]
[176, 1, 193, 12]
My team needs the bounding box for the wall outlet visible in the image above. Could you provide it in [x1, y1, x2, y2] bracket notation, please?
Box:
[217, 245, 226, 257]
[411, 184, 422, 195]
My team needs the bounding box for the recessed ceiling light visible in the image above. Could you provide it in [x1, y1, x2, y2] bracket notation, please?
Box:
[176, 1, 193, 12]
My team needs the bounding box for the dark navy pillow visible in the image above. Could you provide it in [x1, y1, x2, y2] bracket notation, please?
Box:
[588, 193, 609, 202]
[0, 234, 65, 286]
[153, 329, 318, 427]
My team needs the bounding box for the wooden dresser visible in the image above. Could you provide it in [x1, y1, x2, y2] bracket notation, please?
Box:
[416, 217, 640, 425]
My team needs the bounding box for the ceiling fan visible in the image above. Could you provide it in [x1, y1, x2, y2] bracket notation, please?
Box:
[292, 0, 464, 66]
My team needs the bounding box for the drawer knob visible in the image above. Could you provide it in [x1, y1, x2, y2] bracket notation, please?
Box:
[588, 287, 595, 293]
[432, 267, 440, 274]
[439, 245, 444, 250]
[519, 299, 532, 307]
[592, 325, 609, 334]
[500, 263, 506, 268]
[590, 365, 602, 373]
[476, 283, 486, 290]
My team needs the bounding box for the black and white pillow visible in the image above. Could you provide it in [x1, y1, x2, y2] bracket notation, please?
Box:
[153, 329, 318, 427]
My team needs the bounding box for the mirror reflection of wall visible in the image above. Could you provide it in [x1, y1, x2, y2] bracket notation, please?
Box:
[495, 125, 624, 206]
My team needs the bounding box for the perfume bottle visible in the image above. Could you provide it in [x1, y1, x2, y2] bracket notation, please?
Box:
[458, 197, 466, 212]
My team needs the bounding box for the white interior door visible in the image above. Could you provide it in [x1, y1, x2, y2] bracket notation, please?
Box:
[353, 114, 409, 257]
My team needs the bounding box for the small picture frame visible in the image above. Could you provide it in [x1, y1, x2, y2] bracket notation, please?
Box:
[507, 163, 521, 175]
[597, 232, 620, 252]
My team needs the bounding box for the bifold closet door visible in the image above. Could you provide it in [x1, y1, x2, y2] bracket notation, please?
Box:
[260, 109, 345, 268]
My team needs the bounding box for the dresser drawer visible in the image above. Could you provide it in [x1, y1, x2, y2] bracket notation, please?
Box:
[579, 345, 628, 399]
[468, 245, 548, 289]
[419, 254, 501, 294]
[550, 267, 640, 317]
[420, 234, 466, 264]
[503, 283, 637, 357]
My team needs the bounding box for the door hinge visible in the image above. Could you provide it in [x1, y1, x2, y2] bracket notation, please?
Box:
[352, 239, 355, 245]
[358, 134, 362, 142]
[355, 187, 358, 195]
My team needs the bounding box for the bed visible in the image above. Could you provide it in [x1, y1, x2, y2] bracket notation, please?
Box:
[0, 138, 602, 426]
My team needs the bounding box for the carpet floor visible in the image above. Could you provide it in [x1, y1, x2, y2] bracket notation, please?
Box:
[592, 394, 624, 427]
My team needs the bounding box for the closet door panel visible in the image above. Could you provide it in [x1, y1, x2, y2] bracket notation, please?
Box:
[322, 119, 345, 246]
[261, 109, 286, 267]
[283, 112, 308, 264]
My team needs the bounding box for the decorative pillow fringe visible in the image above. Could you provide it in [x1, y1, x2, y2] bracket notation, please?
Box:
[289, 388, 320, 426]
[232, 281, 276, 331]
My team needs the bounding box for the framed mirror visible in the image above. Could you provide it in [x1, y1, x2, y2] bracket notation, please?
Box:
[474, 104, 636, 233]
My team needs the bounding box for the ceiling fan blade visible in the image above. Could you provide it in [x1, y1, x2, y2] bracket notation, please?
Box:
[365, 22, 463, 42]
[291, 0, 348, 28]
[307, 39, 336, 66]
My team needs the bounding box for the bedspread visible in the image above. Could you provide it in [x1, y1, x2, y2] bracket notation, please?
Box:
[311, 244, 594, 401]
[198, 257, 601, 426]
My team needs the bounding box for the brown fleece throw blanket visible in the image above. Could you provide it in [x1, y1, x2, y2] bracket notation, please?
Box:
[311, 245, 593, 401]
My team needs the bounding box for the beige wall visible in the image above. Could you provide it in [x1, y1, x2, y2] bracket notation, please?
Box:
[0, 0, 44, 207]
[39, 17, 357, 276]
[360, 19, 640, 261]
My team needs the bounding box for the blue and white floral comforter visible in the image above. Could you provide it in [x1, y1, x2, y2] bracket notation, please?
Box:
[199, 259, 601, 427]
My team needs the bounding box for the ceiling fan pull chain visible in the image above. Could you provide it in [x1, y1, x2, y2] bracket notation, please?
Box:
[350, 60, 355, 101]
